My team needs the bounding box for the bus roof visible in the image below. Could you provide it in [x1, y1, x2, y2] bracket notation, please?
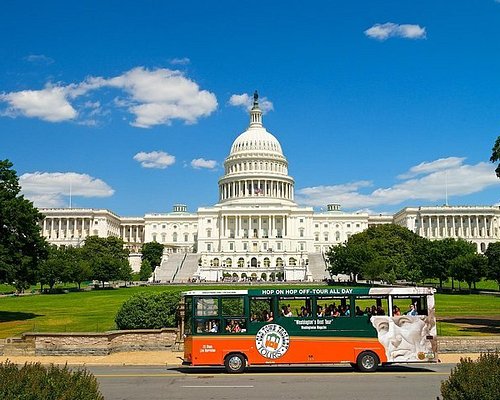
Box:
[181, 287, 436, 297]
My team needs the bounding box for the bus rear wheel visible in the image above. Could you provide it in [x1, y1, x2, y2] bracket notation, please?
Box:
[224, 353, 246, 373]
[356, 351, 379, 372]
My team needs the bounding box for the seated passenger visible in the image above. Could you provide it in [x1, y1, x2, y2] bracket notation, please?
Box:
[355, 306, 364, 316]
[209, 321, 218, 333]
[393, 306, 401, 316]
[283, 305, 293, 317]
[406, 303, 418, 316]
[317, 306, 325, 317]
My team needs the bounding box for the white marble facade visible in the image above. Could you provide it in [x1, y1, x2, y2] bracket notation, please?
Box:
[39, 94, 500, 279]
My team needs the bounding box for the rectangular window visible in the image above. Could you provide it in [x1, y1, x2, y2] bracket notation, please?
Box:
[195, 297, 219, 316]
[277, 242, 282, 250]
[354, 296, 389, 317]
[222, 297, 244, 316]
[317, 296, 351, 317]
[278, 296, 312, 318]
[229, 242, 234, 251]
[250, 297, 275, 322]
[207, 243, 211, 251]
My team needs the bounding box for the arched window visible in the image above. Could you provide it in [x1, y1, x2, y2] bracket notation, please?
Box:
[276, 257, 283, 267]
[172, 232, 178, 242]
[238, 257, 245, 268]
[263, 257, 270, 267]
[289, 257, 297, 266]
[225, 258, 232, 267]
[213, 258, 219, 267]
[335, 231, 340, 241]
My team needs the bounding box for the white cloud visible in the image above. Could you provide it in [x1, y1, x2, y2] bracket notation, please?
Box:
[133, 151, 176, 169]
[169, 57, 191, 65]
[229, 93, 274, 114]
[397, 157, 465, 179]
[1, 86, 77, 122]
[20, 172, 114, 208]
[296, 159, 500, 209]
[104, 67, 218, 127]
[191, 158, 218, 169]
[365, 23, 426, 41]
[24, 54, 54, 65]
[0, 67, 218, 128]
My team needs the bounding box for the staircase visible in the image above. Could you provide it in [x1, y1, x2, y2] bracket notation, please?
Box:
[307, 252, 330, 281]
[155, 253, 186, 283]
[173, 254, 200, 283]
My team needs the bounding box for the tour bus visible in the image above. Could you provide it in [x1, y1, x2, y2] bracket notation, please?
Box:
[181, 286, 437, 373]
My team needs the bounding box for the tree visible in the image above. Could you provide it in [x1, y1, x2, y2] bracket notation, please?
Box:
[64, 247, 91, 290]
[141, 242, 164, 268]
[38, 246, 67, 291]
[82, 236, 129, 288]
[0, 160, 48, 291]
[326, 225, 426, 283]
[423, 238, 476, 289]
[139, 259, 153, 281]
[490, 136, 500, 178]
[449, 253, 487, 291]
[484, 242, 500, 289]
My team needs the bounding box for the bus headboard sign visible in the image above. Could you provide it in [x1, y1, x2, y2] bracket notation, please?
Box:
[259, 288, 354, 296]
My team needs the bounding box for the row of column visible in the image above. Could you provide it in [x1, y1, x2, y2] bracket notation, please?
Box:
[418, 215, 497, 238]
[42, 217, 93, 240]
[219, 215, 288, 239]
[120, 225, 145, 243]
[219, 179, 293, 201]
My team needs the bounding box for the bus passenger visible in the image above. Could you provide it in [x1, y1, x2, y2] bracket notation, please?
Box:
[355, 306, 364, 316]
[283, 305, 293, 317]
[317, 306, 324, 317]
[406, 304, 418, 316]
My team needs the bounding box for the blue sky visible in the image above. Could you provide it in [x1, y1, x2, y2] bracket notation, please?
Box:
[1, 0, 500, 216]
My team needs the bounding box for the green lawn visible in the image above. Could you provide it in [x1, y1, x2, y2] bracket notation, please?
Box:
[1, 284, 499, 338]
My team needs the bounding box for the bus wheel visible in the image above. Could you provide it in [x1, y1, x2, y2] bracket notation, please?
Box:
[224, 353, 246, 374]
[356, 351, 379, 372]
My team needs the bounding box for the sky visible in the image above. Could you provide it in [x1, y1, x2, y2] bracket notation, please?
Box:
[1, 0, 500, 217]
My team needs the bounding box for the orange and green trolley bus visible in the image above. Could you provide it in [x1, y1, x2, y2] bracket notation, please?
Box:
[181, 286, 437, 373]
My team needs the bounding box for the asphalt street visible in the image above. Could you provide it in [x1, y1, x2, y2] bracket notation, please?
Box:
[89, 363, 455, 400]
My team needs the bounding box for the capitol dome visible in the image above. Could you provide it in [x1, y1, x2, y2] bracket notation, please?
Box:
[218, 92, 295, 205]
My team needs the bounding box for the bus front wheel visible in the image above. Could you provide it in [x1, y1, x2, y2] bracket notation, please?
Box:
[356, 351, 379, 372]
[224, 353, 246, 374]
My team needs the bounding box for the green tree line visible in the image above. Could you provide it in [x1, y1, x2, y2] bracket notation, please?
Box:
[326, 224, 500, 291]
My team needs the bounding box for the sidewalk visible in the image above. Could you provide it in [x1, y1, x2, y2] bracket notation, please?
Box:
[0, 351, 478, 366]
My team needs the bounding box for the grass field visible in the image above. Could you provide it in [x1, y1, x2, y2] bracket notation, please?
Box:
[1, 284, 499, 338]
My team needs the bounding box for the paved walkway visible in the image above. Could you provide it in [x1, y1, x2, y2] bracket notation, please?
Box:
[0, 351, 478, 366]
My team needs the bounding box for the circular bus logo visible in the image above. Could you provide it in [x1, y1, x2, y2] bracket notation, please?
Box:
[255, 324, 290, 359]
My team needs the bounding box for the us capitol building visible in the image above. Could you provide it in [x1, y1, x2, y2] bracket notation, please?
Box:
[39, 94, 500, 282]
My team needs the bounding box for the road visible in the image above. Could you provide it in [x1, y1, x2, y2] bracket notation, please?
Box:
[89, 363, 454, 400]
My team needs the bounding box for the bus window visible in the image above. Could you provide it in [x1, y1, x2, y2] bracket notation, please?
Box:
[250, 297, 274, 322]
[317, 296, 350, 317]
[221, 296, 245, 317]
[184, 297, 192, 335]
[354, 296, 389, 317]
[392, 296, 428, 316]
[195, 297, 219, 317]
[224, 318, 247, 333]
[278, 296, 312, 317]
[196, 319, 219, 333]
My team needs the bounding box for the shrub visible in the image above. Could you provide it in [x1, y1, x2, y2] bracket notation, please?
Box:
[115, 290, 181, 329]
[0, 360, 104, 400]
[440, 352, 500, 400]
